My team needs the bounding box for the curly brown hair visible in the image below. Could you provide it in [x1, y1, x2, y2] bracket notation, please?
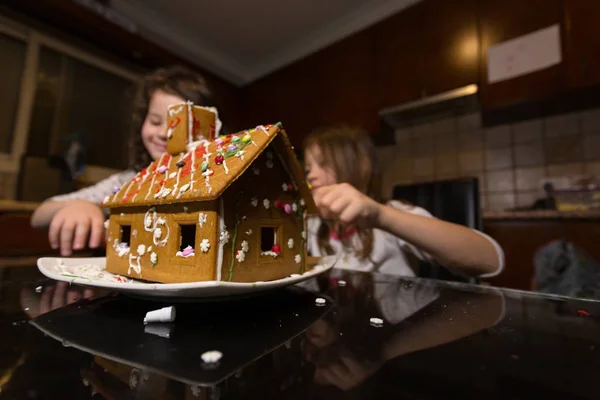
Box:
[303, 125, 382, 259]
[128, 65, 221, 171]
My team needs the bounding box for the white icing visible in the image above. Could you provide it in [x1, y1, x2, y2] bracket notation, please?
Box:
[198, 213, 207, 228]
[200, 239, 210, 253]
[235, 150, 245, 160]
[169, 172, 177, 179]
[168, 104, 184, 116]
[370, 317, 384, 327]
[292, 203, 298, 212]
[282, 182, 288, 192]
[287, 238, 294, 249]
[301, 231, 306, 240]
[137, 245, 146, 256]
[260, 251, 279, 257]
[152, 224, 170, 247]
[245, 229, 252, 235]
[236, 249, 245, 262]
[128, 254, 141, 276]
[145, 155, 164, 200]
[216, 198, 225, 281]
[315, 298, 326, 305]
[263, 199, 270, 209]
[179, 183, 190, 195]
[115, 243, 130, 257]
[222, 159, 229, 174]
[295, 254, 301, 264]
[250, 197, 258, 207]
[150, 252, 157, 265]
[201, 350, 223, 364]
[338, 280, 347, 287]
[241, 240, 249, 252]
[104, 220, 109, 229]
[300, 199, 305, 206]
[54, 261, 130, 283]
[219, 230, 230, 244]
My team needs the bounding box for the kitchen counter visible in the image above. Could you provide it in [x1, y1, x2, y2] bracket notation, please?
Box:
[484, 209, 600, 220]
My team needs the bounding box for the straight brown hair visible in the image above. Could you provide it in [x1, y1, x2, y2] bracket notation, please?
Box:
[303, 125, 382, 259]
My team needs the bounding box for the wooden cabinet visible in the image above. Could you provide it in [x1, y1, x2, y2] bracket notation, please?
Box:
[484, 217, 600, 291]
[479, 0, 565, 109]
[374, 4, 424, 109]
[564, 0, 600, 89]
[375, 0, 479, 110]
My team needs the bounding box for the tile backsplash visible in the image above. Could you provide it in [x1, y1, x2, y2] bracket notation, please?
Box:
[377, 107, 600, 211]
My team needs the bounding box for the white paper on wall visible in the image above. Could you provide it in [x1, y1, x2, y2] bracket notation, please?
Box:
[487, 24, 562, 84]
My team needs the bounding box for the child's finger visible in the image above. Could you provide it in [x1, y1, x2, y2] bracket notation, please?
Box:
[66, 289, 81, 304]
[328, 195, 351, 216]
[39, 285, 56, 315]
[48, 215, 65, 250]
[72, 219, 90, 250]
[318, 186, 343, 209]
[338, 202, 363, 225]
[88, 217, 105, 249]
[60, 219, 77, 256]
[51, 281, 68, 310]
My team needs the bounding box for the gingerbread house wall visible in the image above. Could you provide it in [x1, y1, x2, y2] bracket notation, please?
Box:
[218, 146, 308, 283]
[106, 201, 219, 283]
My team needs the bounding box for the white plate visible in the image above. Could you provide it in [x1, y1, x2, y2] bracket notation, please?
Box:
[37, 256, 336, 300]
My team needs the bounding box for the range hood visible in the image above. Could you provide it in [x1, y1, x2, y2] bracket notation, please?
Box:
[379, 84, 479, 130]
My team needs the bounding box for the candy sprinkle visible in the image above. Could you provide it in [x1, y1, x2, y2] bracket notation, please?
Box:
[315, 297, 326, 306]
[370, 317, 384, 328]
[577, 309, 591, 317]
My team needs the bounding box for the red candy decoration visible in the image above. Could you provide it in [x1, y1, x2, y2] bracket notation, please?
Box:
[275, 200, 283, 209]
[577, 309, 591, 317]
[271, 244, 281, 254]
[287, 183, 294, 191]
[169, 117, 180, 129]
[215, 154, 224, 165]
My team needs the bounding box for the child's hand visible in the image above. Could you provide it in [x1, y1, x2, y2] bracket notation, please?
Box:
[312, 183, 382, 228]
[48, 200, 105, 256]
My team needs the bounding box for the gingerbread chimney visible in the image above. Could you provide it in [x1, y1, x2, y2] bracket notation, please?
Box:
[166, 102, 222, 155]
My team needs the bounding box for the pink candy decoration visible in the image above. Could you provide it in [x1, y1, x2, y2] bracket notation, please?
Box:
[181, 246, 195, 256]
[215, 138, 224, 146]
[284, 204, 292, 214]
[158, 165, 168, 173]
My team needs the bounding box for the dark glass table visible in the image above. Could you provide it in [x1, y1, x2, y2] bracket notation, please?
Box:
[1, 263, 600, 399]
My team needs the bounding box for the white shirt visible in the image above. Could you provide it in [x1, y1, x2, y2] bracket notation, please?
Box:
[307, 201, 504, 279]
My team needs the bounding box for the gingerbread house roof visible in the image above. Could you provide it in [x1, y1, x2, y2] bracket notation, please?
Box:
[101, 123, 317, 214]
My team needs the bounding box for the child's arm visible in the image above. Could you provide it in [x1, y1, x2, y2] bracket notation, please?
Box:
[313, 183, 502, 277]
[31, 170, 136, 256]
[32, 199, 106, 256]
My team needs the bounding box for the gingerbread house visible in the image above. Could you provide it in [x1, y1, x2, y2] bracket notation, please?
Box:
[101, 102, 316, 283]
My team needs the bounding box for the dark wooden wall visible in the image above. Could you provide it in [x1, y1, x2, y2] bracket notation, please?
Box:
[242, 0, 600, 147]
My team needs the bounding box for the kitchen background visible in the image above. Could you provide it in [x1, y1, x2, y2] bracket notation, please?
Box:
[377, 107, 600, 210]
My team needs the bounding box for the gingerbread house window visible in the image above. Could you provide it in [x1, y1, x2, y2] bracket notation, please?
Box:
[120, 225, 131, 246]
[260, 226, 281, 256]
[179, 224, 196, 252]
